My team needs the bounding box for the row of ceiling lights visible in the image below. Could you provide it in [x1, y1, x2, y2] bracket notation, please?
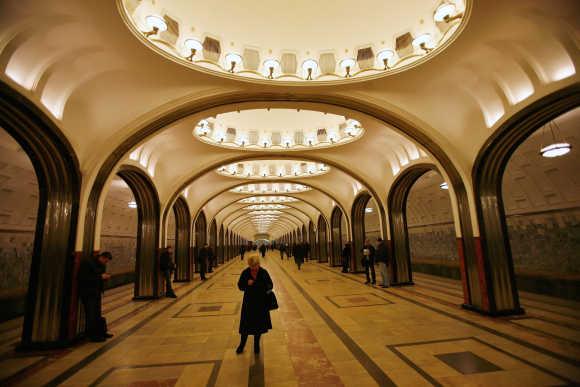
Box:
[140, 2, 463, 80]
[217, 161, 328, 179]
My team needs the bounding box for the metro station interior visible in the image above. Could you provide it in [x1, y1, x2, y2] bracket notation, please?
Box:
[0, 0, 578, 385]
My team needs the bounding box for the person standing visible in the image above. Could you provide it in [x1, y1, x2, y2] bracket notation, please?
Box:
[207, 245, 215, 273]
[198, 243, 211, 280]
[341, 242, 352, 273]
[279, 243, 286, 259]
[376, 238, 390, 288]
[236, 254, 273, 354]
[78, 252, 112, 342]
[159, 246, 177, 298]
[259, 244, 267, 258]
[362, 239, 376, 285]
[239, 245, 246, 260]
[294, 243, 305, 270]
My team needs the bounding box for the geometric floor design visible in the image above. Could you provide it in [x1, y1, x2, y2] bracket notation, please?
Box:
[0, 252, 578, 386]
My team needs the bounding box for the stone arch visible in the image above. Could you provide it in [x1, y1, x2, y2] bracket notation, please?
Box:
[317, 214, 329, 263]
[330, 206, 344, 267]
[0, 81, 81, 347]
[117, 165, 161, 299]
[172, 196, 191, 282]
[472, 84, 579, 315]
[193, 210, 207, 273]
[351, 191, 372, 272]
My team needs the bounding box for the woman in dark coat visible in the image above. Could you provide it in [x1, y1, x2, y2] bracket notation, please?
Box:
[236, 254, 273, 354]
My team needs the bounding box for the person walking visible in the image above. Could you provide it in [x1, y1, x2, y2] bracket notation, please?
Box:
[259, 244, 267, 258]
[362, 238, 376, 285]
[236, 254, 273, 354]
[279, 243, 286, 259]
[159, 246, 177, 298]
[239, 245, 246, 260]
[376, 238, 390, 288]
[341, 242, 352, 273]
[78, 252, 113, 342]
[294, 243, 305, 270]
[207, 244, 215, 273]
[198, 243, 211, 280]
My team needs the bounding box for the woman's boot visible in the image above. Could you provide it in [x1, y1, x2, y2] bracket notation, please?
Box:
[236, 334, 248, 354]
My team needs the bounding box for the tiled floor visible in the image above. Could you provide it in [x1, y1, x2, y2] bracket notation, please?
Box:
[1, 253, 579, 386]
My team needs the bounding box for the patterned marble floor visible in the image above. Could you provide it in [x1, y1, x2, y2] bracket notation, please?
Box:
[0, 252, 579, 386]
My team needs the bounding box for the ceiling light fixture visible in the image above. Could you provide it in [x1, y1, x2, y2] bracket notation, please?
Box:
[302, 59, 318, 80]
[434, 2, 463, 23]
[184, 38, 203, 61]
[225, 53, 243, 73]
[377, 50, 394, 70]
[339, 58, 356, 78]
[264, 59, 280, 79]
[143, 15, 167, 37]
[540, 119, 572, 158]
[128, 201, 138, 208]
[440, 182, 449, 190]
[412, 33, 434, 53]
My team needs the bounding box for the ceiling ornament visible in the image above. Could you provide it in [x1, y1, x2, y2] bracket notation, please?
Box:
[194, 109, 363, 151]
[231, 183, 311, 194]
[119, 0, 470, 84]
[238, 196, 299, 204]
[217, 160, 329, 179]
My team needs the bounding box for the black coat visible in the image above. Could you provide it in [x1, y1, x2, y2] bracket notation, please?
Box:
[237, 267, 273, 335]
[376, 241, 389, 264]
[294, 244, 305, 262]
[78, 258, 105, 295]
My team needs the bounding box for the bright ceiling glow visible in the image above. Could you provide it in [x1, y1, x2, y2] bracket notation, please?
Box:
[217, 160, 329, 179]
[540, 143, 572, 158]
[194, 109, 364, 151]
[440, 182, 449, 190]
[128, 201, 138, 208]
[230, 183, 311, 194]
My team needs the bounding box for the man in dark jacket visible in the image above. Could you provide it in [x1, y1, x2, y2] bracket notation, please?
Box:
[279, 244, 286, 259]
[341, 242, 352, 273]
[78, 252, 112, 342]
[239, 245, 246, 260]
[259, 244, 267, 258]
[159, 246, 177, 298]
[198, 243, 211, 280]
[376, 238, 390, 287]
[294, 243, 305, 270]
[362, 239, 376, 285]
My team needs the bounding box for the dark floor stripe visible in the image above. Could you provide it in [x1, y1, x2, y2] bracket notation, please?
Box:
[273, 259, 396, 387]
[44, 260, 236, 387]
[318, 264, 580, 369]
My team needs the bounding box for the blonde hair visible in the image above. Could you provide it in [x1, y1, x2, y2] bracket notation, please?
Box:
[247, 254, 260, 267]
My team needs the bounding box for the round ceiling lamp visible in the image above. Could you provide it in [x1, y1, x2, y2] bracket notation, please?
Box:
[439, 182, 449, 190]
[225, 52, 243, 72]
[183, 38, 203, 61]
[540, 120, 572, 158]
[143, 15, 167, 37]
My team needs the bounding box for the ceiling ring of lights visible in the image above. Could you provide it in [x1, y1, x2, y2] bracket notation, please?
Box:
[231, 182, 311, 194]
[217, 160, 329, 179]
[238, 196, 299, 204]
[194, 109, 364, 151]
[118, 0, 471, 85]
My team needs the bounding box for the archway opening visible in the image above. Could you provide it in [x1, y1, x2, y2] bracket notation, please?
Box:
[317, 215, 329, 263]
[502, 108, 579, 300]
[406, 170, 458, 280]
[99, 176, 138, 290]
[351, 192, 372, 272]
[172, 197, 191, 282]
[0, 128, 39, 324]
[194, 212, 207, 273]
[330, 207, 344, 267]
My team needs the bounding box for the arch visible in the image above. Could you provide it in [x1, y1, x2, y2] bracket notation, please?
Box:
[0, 81, 81, 347]
[330, 206, 344, 267]
[209, 218, 217, 266]
[218, 224, 225, 264]
[82, 94, 474, 271]
[308, 221, 316, 260]
[172, 196, 191, 282]
[472, 84, 579, 315]
[317, 214, 329, 263]
[387, 164, 434, 286]
[117, 165, 161, 299]
[301, 224, 307, 243]
[351, 191, 372, 272]
[193, 210, 207, 272]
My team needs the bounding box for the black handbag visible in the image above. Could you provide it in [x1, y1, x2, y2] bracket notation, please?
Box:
[266, 289, 278, 311]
